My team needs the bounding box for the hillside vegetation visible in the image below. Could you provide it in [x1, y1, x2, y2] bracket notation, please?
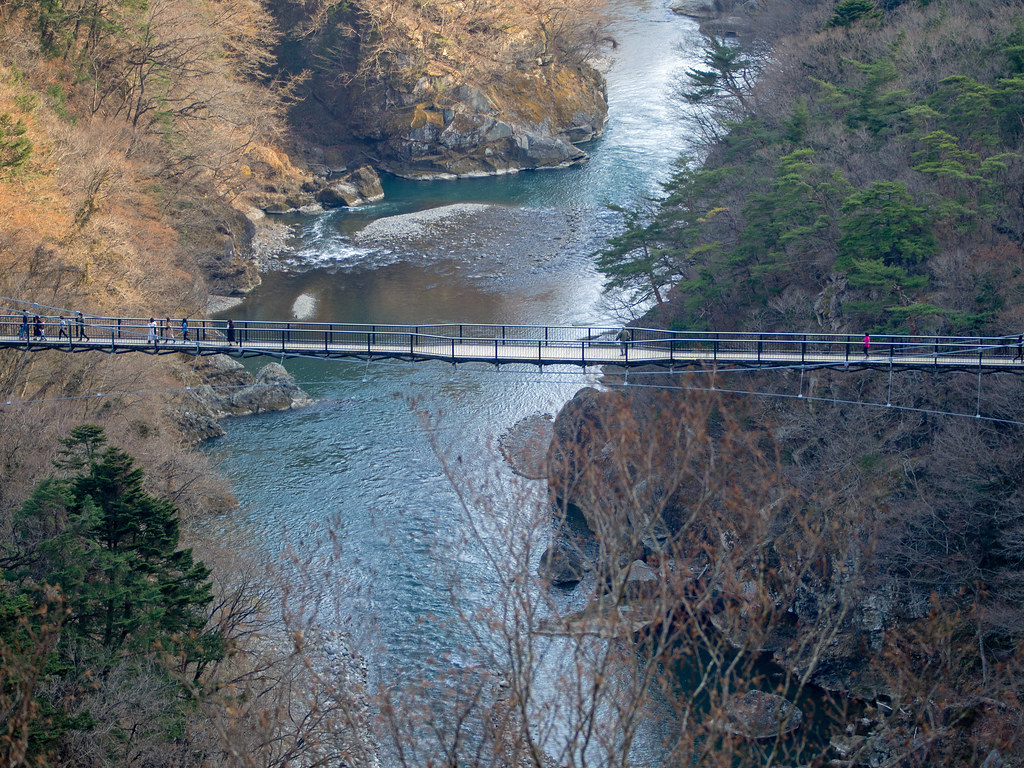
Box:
[0, 0, 611, 762]
[587, 0, 1024, 762]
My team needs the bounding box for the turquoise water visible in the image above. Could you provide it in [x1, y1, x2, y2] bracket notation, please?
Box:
[202, 2, 757, 762]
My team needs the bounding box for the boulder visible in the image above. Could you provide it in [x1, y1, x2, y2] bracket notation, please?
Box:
[233, 362, 315, 413]
[316, 165, 385, 208]
[499, 413, 554, 479]
[719, 690, 804, 740]
[622, 559, 659, 599]
[172, 356, 313, 444]
[538, 542, 586, 586]
[669, 0, 720, 20]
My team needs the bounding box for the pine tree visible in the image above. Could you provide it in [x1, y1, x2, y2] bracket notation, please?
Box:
[1, 427, 224, 760]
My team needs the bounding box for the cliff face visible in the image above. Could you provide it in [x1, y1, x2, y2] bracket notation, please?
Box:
[351, 64, 608, 179]
[270, 0, 609, 179]
[545, 384, 893, 699]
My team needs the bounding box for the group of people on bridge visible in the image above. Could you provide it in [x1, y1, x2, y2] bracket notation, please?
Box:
[10, 310, 243, 348]
[144, 317, 193, 345]
[143, 317, 240, 347]
[17, 310, 90, 343]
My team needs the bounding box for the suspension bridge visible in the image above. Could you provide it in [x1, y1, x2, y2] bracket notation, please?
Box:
[3, 310, 1023, 373]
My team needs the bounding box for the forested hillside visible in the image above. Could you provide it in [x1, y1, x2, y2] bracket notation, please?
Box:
[607, 1, 1024, 335]
[0, 0, 609, 761]
[586, 0, 1024, 762]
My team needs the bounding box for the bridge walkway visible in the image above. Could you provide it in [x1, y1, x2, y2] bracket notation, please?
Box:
[2, 313, 1023, 372]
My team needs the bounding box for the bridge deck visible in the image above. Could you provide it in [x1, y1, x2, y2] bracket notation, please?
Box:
[2, 314, 1022, 372]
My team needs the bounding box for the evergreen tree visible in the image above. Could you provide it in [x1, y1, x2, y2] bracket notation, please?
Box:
[1, 426, 223, 760]
[596, 203, 679, 308]
[837, 181, 936, 269]
[63, 444, 215, 660]
[0, 113, 32, 174]
[828, 0, 881, 29]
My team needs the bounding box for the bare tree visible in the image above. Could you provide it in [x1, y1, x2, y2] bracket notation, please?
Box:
[367, 386, 864, 767]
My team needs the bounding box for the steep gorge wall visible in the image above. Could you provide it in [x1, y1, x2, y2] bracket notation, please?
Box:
[266, 0, 609, 179]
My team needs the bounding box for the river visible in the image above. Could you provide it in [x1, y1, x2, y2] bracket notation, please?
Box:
[206, 2, 708, 762]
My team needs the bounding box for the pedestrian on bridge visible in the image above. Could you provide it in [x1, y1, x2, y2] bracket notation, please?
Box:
[58, 315, 69, 341]
[18, 311, 28, 339]
[1014, 335, 1023, 363]
[863, 333, 870, 358]
[181, 317, 190, 342]
[225, 318, 236, 345]
[33, 315, 45, 341]
[147, 318, 157, 346]
[76, 311, 89, 341]
[617, 327, 631, 355]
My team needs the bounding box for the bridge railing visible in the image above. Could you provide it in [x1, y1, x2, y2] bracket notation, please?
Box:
[1, 310, 1021, 365]
[621, 328, 1019, 363]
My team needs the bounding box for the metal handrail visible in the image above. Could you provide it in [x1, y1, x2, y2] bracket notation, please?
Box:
[1, 310, 1021, 369]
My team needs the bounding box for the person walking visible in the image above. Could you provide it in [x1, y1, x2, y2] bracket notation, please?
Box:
[181, 317, 190, 342]
[225, 318, 236, 346]
[76, 311, 89, 341]
[1014, 335, 1023, 363]
[863, 332, 870, 358]
[18, 311, 28, 339]
[33, 315, 46, 340]
[147, 317, 157, 346]
[58, 315, 69, 341]
[616, 327, 631, 355]
[163, 317, 172, 343]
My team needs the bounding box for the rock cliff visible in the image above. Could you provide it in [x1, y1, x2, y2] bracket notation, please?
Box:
[545, 384, 890, 699]
[350, 65, 608, 179]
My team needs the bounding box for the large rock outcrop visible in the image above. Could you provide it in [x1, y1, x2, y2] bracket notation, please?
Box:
[544, 385, 891, 698]
[352, 67, 608, 179]
[172, 354, 313, 443]
[183, 200, 261, 296]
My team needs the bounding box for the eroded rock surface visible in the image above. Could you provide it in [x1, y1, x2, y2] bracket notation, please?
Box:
[172, 354, 313, 443]
[719, 691, 804, 740]
[352, 67, 608, 179]
[500, 412, 555, 479]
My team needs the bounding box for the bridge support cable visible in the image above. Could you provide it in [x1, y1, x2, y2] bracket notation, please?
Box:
[606, 378, 1024, 429]
[977, 366, 983, 419]
[5, 345, 31, 405]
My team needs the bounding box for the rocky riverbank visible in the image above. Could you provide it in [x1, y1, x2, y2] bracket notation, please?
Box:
[536, 381, 985, 765]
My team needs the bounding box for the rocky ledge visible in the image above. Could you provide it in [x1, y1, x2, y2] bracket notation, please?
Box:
[717, 690, 804, 740]
[669, 0, 755, 37]
[171, 354, 313, 444]
[351, 65, 608, 179]
[499, 412, 555, 480]
[248, 164, 386, 216]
